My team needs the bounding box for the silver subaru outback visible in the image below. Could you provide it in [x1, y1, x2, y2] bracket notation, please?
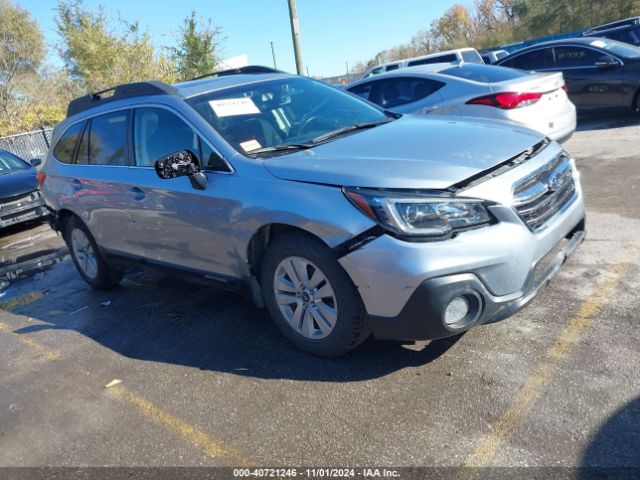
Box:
[41, 67, 585, 357]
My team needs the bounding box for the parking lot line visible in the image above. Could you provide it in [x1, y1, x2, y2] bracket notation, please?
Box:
[0, 316, 248, 465]
[106, 384, 247, 464]
[0, 321, 60, 360]
[463, 243, 639, 468]
[0, 291, 44, 312]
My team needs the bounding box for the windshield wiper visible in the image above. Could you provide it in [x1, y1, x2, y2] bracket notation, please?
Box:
[311, 119, 393, 144]
[248, 143, 314, 155]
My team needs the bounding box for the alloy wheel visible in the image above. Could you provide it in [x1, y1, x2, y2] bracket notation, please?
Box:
[273, 256, 338, 340]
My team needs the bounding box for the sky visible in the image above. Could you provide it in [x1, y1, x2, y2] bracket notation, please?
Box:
[17, 0, 472, 77]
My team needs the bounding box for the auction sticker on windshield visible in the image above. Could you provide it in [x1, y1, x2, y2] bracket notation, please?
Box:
[209, 98, 260, 117]
[239, 139, 262, 152]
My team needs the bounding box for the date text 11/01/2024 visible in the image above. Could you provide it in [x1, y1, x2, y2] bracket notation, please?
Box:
[232, 468, 401, 478]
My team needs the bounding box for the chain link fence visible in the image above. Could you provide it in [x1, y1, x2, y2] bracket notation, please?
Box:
[0, 128, 53, 161]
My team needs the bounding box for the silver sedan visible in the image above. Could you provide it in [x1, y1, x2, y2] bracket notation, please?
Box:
[347, 63, 577, 142]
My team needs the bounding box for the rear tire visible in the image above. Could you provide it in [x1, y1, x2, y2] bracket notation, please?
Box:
[65, 216, 122, 290]
[260, 233, 370, 357]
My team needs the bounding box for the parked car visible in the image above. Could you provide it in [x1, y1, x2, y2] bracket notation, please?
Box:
[480, 49, 509, 64]
[42, 67, 585, 357]
[347, 63, 576, 142]
[360, 48, 483, 79]
[497, 37, 640, 114]
[582, 17, 640, 47]
[0, 150, 47, 229]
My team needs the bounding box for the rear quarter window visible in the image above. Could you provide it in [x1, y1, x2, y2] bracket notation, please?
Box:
[52, 121, 84, 164]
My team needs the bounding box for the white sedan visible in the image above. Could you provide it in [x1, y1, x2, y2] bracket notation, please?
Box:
[346, 63, 576, 142]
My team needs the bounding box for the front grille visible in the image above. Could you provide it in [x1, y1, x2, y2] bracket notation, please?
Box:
[513, 154, 577, 231]
[0, 191, 40, 210]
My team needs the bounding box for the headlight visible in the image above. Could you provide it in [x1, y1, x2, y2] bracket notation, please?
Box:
[343, 187, 493, 238]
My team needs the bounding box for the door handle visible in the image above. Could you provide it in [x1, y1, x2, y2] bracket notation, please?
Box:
[421, 106, 440, 114]
[128, 187, 146, 201]
[71, 179, 83, 191]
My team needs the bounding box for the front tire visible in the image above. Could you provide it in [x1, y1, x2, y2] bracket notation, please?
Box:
[261, 233, 370, 357]
[66, 216, 122, 289]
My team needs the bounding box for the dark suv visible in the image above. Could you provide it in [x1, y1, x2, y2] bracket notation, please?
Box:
[582, 17, 640, 47]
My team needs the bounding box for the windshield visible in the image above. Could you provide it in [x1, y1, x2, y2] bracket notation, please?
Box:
[588, 38, 640, 58]
[0, 151, 29, 175]
[186, 77, 389, 155]
[441, 64, 528, 83]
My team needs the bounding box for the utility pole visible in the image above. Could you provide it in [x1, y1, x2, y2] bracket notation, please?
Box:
[287, 0, 305, 75]
[270, 41, 277, 69]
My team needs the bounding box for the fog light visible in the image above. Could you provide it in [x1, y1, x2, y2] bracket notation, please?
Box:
[444, 296, 469, 326]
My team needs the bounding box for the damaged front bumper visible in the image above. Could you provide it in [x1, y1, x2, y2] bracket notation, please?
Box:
[0, 190, 47, 229]
[368, 224, 585, 340]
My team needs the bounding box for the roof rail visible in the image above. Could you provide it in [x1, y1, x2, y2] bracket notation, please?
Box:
[188, 65, 284, 81]
[67, 81, 178, 118]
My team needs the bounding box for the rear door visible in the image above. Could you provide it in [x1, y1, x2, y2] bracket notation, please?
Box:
[49, 111, 138, 255]
[126, 106, 238, 277]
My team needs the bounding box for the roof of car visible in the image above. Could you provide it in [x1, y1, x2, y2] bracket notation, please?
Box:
[65, 66, 293, 118]
[348, 63, 455, 86]
[584, 16, 639, 33]
[173, 72, 292, 98]
[349, 62, 505, 86]
[498, 37, 620, 61]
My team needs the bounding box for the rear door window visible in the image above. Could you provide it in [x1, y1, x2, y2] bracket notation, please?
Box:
[88, 111, 130, 166]
[377, 77, 444, 108]
[502, 48, 553, 70]
[553, 46, 602, 67]
[52, 121, 85, 164]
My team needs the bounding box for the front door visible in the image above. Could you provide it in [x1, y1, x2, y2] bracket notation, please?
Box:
[125, 106, 239, 277]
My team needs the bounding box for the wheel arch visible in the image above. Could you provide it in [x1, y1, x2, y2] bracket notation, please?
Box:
[246, 223, 330, 278]
[54, 208, 78, 239]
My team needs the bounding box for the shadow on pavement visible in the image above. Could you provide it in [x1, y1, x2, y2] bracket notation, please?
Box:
[5, 262, 463, 382]
[579, 396, 640, 477]
[576, 113, 640, 132]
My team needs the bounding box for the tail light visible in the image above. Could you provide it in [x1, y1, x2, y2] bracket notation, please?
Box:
[562, 84, 568, 92]
[466, 92, 543, 109]
[37, 171, 46, 190]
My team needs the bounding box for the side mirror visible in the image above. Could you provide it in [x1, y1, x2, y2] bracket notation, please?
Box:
[595, 56, 619, 69]
[30, 158, 42, 168]
[154, 150, 207, 190]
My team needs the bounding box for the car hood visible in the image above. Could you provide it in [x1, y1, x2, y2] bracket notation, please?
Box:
[263, 115, 546, 189]
[0, 168, 37, 199]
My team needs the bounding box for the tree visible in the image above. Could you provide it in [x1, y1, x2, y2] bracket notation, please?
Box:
[56, 0, 177, 92]
[0, 0, 46, 134]
[432, 4, 476, 48]
[514, 0, 640, 37]
[171, 11, 223, 81]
